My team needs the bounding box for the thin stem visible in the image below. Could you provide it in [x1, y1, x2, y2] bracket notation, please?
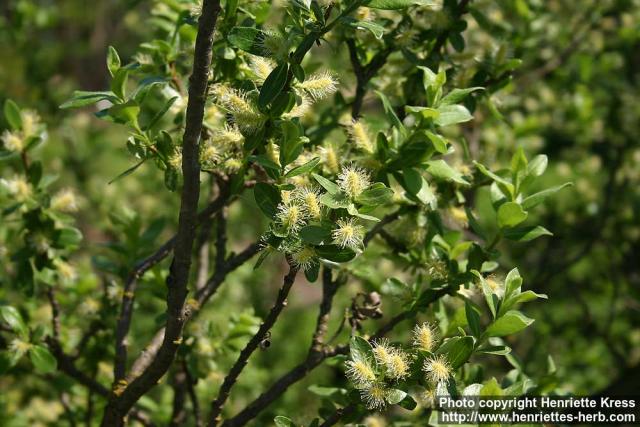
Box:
[207, 262, 299, 426]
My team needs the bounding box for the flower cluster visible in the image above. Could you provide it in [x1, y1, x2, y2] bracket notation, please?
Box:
[345, 322, 454, 411]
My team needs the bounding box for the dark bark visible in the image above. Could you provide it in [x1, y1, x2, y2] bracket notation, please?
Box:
[100, 1, 222, 425]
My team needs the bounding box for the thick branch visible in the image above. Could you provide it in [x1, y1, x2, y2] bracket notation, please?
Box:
[113, 192, 228, 381]
[126, 241, 261, 383]
[207, 262, 299, 426]
[101, 1, 222, 424]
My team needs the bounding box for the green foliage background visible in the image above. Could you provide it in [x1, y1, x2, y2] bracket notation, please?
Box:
[0, 0, 639, 425]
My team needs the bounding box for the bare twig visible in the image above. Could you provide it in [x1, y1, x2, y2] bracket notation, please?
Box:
[184, 360, 202, 427]
[101, 1, 223, 424]
[207, 261, 299, 426]
[222, 267, 341, 427]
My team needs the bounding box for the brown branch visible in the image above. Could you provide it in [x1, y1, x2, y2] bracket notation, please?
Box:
[319, 404, 356, 427]
[113, 192, 229, 382]
[184, 360, 202, 427]
[46, 285, 61, 339]
[101, 1, 222, 425]
[169, 366, 188, 427]
[207, 262, 299, 426]
[126, 241, 262, 383]
[222, 267, 341, 427]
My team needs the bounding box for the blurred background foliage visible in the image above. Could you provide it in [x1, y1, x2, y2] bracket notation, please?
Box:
[0, 0, 639, 425]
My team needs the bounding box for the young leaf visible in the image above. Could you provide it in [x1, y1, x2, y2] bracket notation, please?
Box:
[29, 345, 57, 374]
[435, 104, 473, 126]
[486, 310, 534, 337]
[312, 173, 340, 194]
[522, 182, 572, 210]
[284, 157, 320, 178]
[349, 336, 374, 365]
[107, 46, 121, 77]
[0, 306, 28, 338]
[439, 87, 484, 106]
[497, 202, 528, 228]
[3, 100, 22, 130]
[502, 226, 552, 242]
[425, 160, 470, 185]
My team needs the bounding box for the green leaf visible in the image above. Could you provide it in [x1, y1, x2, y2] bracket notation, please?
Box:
[486, 310, 534, 337]
[497, 202, 528, 228]
[522, 182, 572, 210]
[107, 46, 121, 77]
[404, 105, 440, 119]
[3, 99, 22, 130]
[435, 104, 473, 126]
[284, 157, 320, 178]
[435, 336, 474, 368]
[375, 91, 405, 134]
[365, 0, 437, 10]
[397, 393, 418, 410]
[526, 154, 548, 177]
[425, 131, 448, 154]
[304, 262, 320, 282]
[319, 192, 351, 209]
[480, 377, 503, 396]
[274, 416, 294, 427]
[254, 183, 281, 218]
[478, 345, 511, 355]
[465, 300, 482, 337]
[279, 121, 303, 166]
[108, 100, 140, 126]
[29, 345, 57, 374]
[502, 225, 552, 242]
[474, 161, 514, 198]
[56, 227, 83, 247]
[108, 159, 147, 184]
[343, 18, 385, 39]
[0, 306, 28, 338]
[315, 245, 356, 262]
[439, 87, 484, 106]
[312, 173, 340, 195]
[143, 96, 178, 131]
[60, 91, 119, 109]
[248, 155, 281, 175]
[300, 225, 332, 245]
[259, 63, 289, 108]
[356, 183, 393, 206]
[504, 268, 522, 298]
[513, 290, 548, 304]
[472, 270, 497, 319]
[227, 27, 268, 56]
[111, 68, 130, 100]
[386, 389, 407, 405]
[399, 168, 436, 206]
[425, 160, 469, 185]
[349, 336, 374, 365]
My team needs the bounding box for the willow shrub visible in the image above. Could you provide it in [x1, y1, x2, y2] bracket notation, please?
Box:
[0, 0, 570, 425]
